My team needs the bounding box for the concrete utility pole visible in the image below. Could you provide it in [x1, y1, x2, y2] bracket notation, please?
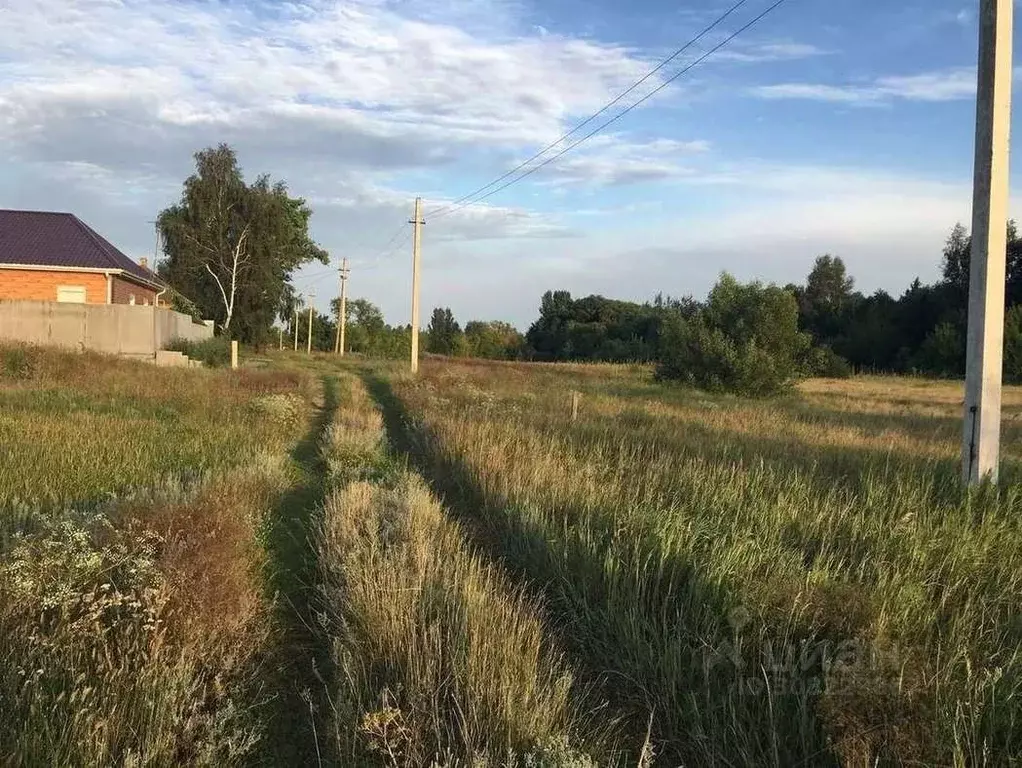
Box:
[335, 258, 349, 355]
[963, 0, 1013, 485]
[293, 302, 300, 352]
[409, 197, 424, 373]
[307, 293, 315, 355]
[278, 326, 283, 351]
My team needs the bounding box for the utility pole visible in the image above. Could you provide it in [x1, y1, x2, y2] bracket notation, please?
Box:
[278, 326, 283, 351]
[335, 258, 349, 355]
[293, 300, 300, 352]
[307, 293, 315, 355]
[409, 197, 424, 373]
[963, 0, 1013, 485]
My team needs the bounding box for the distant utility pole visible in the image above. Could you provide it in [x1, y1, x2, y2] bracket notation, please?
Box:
[963, 0, 1013, 485]
[293, 301, 300, 352]
[278, 326, 283, 351]
[409, 197, 424, 373]
[307, 293, 315, 355]
[335, 258, 349, 355]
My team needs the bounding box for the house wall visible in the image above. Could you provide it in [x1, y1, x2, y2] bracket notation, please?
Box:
[0, 269, 108, 303]
[0, 300, 212, 356]
[112, 276, 157, 306]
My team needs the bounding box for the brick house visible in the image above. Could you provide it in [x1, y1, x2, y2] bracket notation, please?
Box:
[0, 209, 165, 305]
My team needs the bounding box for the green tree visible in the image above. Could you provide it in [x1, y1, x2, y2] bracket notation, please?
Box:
[427, 307, 463, 355]
[941, 221, 1022, 307]
[799, 255, 855, 344]
[525, 290, 667, 362]
[327, 298, 410, 358]
[464, 321, 525, 359]
[158, 144, 328, 344]
[309, 309, 336, 352]
[941, 223, 972, 302]
[912, 322, 965, 377]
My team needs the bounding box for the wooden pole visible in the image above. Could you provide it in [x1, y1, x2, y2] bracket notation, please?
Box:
[571, 391, 580, 422]
[307, 295, 315, 355]
[231, 340, 238, 370]
[410, 197, 423, 373]
[336, 258, 349, 355]
[963, 0, 1013, 484]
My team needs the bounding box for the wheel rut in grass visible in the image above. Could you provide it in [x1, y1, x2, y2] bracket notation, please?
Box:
[260, 375, 338, 767]
[361, 372, 648, 761]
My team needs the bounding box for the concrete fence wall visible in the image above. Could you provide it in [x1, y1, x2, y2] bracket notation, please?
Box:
[0, 300, 213, 356]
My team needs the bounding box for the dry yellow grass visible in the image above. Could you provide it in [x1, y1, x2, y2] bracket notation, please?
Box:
[378, 357, 1022, 765]
[316, 375, 610, 765]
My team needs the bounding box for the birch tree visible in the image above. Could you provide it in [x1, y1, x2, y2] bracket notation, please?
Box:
[157, 144, 328, 344]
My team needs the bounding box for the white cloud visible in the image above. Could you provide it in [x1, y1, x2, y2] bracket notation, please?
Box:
[534, 135, 710, 187]
[0, 0, 994, 329]
[0, 0, 684, 305]
[0, 0, 665, 172]
[715, 41, 831, 63]
[753, 67, 977, 105]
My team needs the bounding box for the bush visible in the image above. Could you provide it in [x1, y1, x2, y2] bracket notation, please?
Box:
[911, 322, 965, 378]
[803, 345, 853, 379]
[166, 336, 231, 367]
[655, 274, 810, 397]
[1004, 306, 1022, 384]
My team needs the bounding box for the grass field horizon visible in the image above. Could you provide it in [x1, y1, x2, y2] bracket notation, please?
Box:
[2, 343, 1020, 765]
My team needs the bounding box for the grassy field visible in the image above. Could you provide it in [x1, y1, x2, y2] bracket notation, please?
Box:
[374, 357, 1022, 765]
[0, 344, 313, 764]
[316, 375, 612, 765]
[3, 344, 1021, 765]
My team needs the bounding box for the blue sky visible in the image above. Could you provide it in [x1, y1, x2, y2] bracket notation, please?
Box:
[0, 0, 1013, 327]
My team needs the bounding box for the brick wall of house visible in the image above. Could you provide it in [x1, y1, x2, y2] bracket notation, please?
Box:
[112, 276, 157, 305]
[0, 269, 108, 303]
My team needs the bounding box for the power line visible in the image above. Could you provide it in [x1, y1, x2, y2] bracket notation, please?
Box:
[349, 222, 406, 265]
[292, 266, 336, 284]
[291, 221, 410, 287]
[431, 0, 791, 221]
[423, 0, 752, 218]
[357, 226, 410, 267]
[425, 0, 752, 220]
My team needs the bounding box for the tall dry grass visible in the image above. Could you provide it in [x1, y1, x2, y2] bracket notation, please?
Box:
[0, 459, 290, 764]
[0, 344, 313, 764]
[316, 376, 614, 765]
[387, 358, 1022, 766]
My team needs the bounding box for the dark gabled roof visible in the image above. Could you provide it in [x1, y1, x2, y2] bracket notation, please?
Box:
[0, 209, 163, 287]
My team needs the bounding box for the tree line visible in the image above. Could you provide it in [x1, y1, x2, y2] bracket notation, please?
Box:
[413, 224, 1022, 394]
[155, 145, 1022, 394]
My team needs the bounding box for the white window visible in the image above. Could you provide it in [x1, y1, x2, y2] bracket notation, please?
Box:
[56, 285, 87, 303]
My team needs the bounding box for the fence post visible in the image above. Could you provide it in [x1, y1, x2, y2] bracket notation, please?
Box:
[231, 340, 239, 370]
[571, 390, 580, 422]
